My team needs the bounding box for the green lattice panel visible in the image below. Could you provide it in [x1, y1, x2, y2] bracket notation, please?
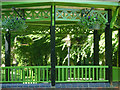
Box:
[2, 8, 108, 23]
[89, 10, 108, 22]
[2, 10, 20, 19]
[24, 8, 51, 22]
[56, 8, 108, 22]
[56, 8, 82, 21]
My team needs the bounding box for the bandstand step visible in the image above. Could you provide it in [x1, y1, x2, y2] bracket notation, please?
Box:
[1, 82, 120, 89]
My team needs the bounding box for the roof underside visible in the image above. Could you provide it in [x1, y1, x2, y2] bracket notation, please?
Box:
[2, 0, 120, 9]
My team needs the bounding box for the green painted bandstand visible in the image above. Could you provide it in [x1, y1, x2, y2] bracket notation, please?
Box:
[1, 0, 120, 86]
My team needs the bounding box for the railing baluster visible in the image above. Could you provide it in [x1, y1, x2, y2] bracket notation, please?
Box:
[74, 68, 75, 80]
[93, 67, 94, 80]
[8, 68, 9, 81]
[19, 68, 20, 81]
[43, 68, 45, 81]
[38, 68, 40, 82]
[85, 68, 87, 80]
[35, 68, 37, 83]
[70, 68, 71, 81]
[82, 67, 83, 80]
[12, 68, 13, 81]
[15, 68, 17, 81]
[89, 68, 91, 80]
[1, 68, 3, 82]
[104, 68, 105, 80]
[62, 68, 64, 81]
[78, 67, 79, 80]
[27, 68, 29, 83]
[96, 67, 98, 80]
[4, 69, 5, 81]
[21, 69, 22, 81]
[32, 68, 35, 83]
[23, 68, 25, 84]
[100, 68, 102, 80]
[31, 68, 32, 83]
[46, 68, 48, 81]
[58, 68, 60, 81]
[66, 68, 68, 81]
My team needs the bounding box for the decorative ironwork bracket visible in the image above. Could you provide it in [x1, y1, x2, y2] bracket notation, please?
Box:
[82, 7, 94, 17]
[12, 7, 25, 19]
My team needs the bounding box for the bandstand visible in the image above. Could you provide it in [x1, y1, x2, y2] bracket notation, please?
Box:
[1, 0, 120, 87]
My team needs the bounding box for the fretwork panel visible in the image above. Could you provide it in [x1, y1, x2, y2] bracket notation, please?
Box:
[56, 8, 82, 21]
[24, 9, 51, 21]
[56, 8, 108, 22]
[2, 10, 20, 19]
[2, 8, 108, 22]
[89, 10, 108, 22]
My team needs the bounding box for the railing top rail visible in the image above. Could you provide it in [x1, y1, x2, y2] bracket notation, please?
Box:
[113, 66, 120, 69]
[0, 65, 109, 68]
[56, 66, 109, 68]
[0, 66, 51, 68]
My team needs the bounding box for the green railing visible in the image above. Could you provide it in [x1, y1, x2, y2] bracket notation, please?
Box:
[55, 66, 108, 82]
[112, 67, 120, 82]
[0, 66, 108, 83]
[0, 66, 51, 84]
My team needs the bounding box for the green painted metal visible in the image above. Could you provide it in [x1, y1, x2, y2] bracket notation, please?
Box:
[0, 66, 109, 83]
[55, 66, 108, 82]
[112, 67, 120, 82]
[110, 7, 119, 28]
[103, 68, 105, 80]
[50, 5, 56, 86]
[52, 5, 55, 26]
[25, 8, 51, 22]
[58, 68, 60, 81]
[105, 9, 112, 84]
[96, 68, 98, 80]
[89, 68, 91, 80]
[85, 68, 87, 80]
[2, 8, 51, 22]
[92, 68, 94, 80]
[0, 66, 51, 83]
[2, 0, 120, 9]
[2, 8, 108, 25]
[70, 68, 72, 81]
[66, 68, 68, 80]
[78, 68, 80, 80]
[62, 68, 64, 81]
[56, 8, 108, 22]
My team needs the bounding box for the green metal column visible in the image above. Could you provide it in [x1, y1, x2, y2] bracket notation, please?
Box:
[105, 9, 112, 84]
[94, 30, 100, 80]
[118, 29, 120, 67]
[5, 31, 11, 66]
[50, 5, 56, 86]
[5, 30, 11, 81]
[94, 30, 100, 65]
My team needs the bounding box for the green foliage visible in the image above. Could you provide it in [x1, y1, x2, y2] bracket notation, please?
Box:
[2, 17, 27, 31]
[78, 9, 107, 30]
[14, 34, 50, 66]
[1, 17, 119, 67]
